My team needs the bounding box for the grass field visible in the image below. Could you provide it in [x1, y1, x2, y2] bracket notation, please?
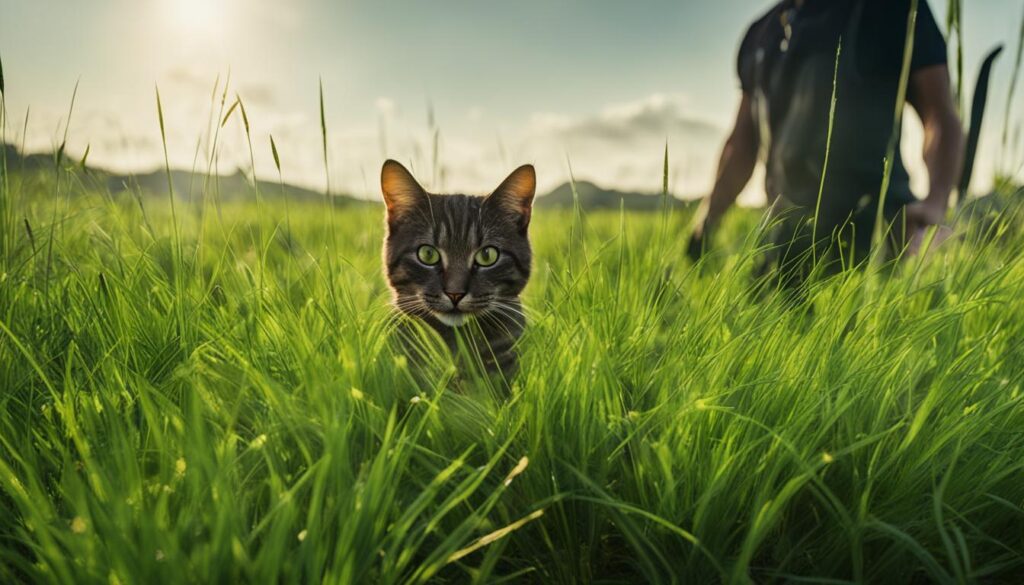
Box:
[1, 149, 1024, 583]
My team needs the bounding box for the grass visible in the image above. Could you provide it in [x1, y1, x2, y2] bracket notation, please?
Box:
[1, 151, 1023, 583]
[2, 1, 1024, 575]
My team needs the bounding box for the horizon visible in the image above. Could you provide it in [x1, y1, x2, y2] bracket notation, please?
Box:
[2, 0, 1022, 204]
[1, 142, 685, 201]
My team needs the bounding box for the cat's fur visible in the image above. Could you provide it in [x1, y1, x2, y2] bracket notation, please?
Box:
[380, 160, 535, 380]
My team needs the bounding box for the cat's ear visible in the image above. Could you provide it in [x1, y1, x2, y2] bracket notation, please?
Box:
[381, 159, 425, 219]
[486, 164, 535, 232]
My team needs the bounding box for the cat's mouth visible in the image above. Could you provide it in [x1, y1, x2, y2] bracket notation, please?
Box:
[433, 311, 469, 327]
[425, 294, 485, 328]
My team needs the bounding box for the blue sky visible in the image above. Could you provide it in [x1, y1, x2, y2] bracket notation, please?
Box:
[1, 0, 1021, 201]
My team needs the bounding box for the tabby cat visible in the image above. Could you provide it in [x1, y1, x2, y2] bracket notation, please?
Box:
[381, 160, 535, 380]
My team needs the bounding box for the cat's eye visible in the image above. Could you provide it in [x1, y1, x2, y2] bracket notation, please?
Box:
[417, 245, 441, 266]
[474, 246, 500, 267]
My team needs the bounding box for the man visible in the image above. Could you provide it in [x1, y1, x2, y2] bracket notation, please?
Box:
[689, 0, 964, 284]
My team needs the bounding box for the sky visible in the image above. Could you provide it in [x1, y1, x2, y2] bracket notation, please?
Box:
[1, 0, 1022, 204]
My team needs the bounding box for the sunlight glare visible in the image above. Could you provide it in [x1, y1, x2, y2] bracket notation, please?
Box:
[163, 0, 226, 37]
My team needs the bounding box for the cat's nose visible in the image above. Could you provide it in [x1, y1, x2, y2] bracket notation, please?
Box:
[445, 291, 465, 306]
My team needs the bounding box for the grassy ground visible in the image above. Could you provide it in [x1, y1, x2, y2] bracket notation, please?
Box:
[1, 162, 1023, 584]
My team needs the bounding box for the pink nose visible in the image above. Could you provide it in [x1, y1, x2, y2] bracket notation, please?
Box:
[445, 292, 465, 306]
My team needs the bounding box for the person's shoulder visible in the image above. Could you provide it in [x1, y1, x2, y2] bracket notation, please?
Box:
[740, 3, 783, 53]
[855, 0, 947, 71]
[745, 3, 783, 37]
[752, 3, 782, 24]
[737, 2, 785, 90]
[857, 0, 939, 22]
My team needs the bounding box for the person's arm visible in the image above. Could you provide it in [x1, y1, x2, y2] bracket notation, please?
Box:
[904, 64, 965, 232]
[688, 93, 759, 260]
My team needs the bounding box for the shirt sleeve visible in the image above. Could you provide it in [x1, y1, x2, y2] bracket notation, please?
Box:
[911, 0, 948, 72]
[857, 0, 948, 77]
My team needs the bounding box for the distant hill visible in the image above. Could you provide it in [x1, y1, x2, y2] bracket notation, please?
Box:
[103, 167, 346, 206]
[1, 143, 361, 206]
[536, 180, 698, 211]
[3, 144, 700, 211]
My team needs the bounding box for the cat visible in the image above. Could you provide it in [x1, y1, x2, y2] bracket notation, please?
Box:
[380, 159, 535, 382]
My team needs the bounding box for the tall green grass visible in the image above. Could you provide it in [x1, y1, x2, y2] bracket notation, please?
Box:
[2, 1, 1024, 577]
[1, 141, 1023, 583]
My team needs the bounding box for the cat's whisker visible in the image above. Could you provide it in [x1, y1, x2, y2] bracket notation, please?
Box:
[489, 301, 528, 321]
[482, 313, 518, 339]
[482, 305, 516, 323]
[483, 310, 524, 340]
[393, 299, 432, 318]
[379, 159, 534, 378]
[493, 300, 527, 314]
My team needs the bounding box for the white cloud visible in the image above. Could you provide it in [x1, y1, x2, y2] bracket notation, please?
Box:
[517, 93, 724, 196]
[320, 93, 729, 199]
[13, 90, 734, 201]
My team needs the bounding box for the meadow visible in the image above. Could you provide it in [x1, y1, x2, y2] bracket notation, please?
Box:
[1, 133, 1023, 584]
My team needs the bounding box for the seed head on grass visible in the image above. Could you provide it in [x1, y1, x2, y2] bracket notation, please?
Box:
[250, 434, 267, 449]
[503, 456, 529, 487]
[70, 517, 87, 534]
[269, 134, 281, 174]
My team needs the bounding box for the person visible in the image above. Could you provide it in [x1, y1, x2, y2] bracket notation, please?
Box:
[688, 0, 964, 286]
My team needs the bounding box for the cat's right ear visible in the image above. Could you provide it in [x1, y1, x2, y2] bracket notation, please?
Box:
[381, 160, 424, 219]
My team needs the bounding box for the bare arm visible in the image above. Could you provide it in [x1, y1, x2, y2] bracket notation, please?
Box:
[904, 64, 965, 231]
[689, 93, 759, 259]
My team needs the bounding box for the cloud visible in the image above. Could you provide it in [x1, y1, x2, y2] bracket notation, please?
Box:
[237, 82, 279, 108]
[516, 93, 724, 196]
[354, 93, 728, 199]
[166, 66, 213, 92]
[528, 93, 718, 145]
[12, 89, 731, 202]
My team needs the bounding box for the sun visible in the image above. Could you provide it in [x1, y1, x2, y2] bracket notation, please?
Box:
[162, 0, 226, 37]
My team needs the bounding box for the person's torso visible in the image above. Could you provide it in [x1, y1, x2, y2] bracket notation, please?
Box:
[741, 0, 915, 213]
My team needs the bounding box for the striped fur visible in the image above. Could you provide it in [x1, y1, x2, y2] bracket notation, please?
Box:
[380, 160, 534, 382]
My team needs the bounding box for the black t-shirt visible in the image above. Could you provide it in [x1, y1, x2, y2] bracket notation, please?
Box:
[737, 0, 947, 219]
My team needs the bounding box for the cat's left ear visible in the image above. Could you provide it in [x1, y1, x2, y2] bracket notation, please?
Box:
[486, 164, 536, 232]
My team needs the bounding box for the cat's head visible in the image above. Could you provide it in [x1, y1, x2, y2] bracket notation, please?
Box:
[381, 160, 535, 328]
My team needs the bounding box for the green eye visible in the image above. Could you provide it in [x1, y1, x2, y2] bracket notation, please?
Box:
[474, 246, 500, 267]
[417, 245, 441, 266]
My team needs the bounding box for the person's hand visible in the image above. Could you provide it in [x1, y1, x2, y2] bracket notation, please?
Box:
[904, 199, 946, 233]
[687, 219, 711, 262]
[904, 199, 951, 257]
